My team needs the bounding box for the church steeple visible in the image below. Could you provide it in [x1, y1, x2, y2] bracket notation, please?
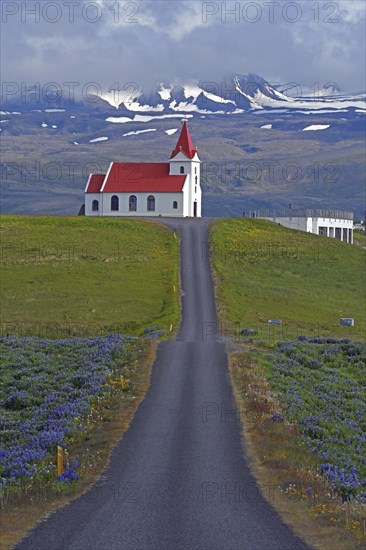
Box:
[170, 121, 199, 160]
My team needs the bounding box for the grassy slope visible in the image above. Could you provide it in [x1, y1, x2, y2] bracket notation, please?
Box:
[210, 218, 365, 341]
[353, 230, 366, 248]
[0, 216, 179, 337]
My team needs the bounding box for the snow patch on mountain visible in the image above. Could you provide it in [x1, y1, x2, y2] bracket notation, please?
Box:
[292, 109, 349, 114]
[134, 114, 193, 122]
[165, 128, 178, 135]
[105, 116, 132, 124]
[106, 113, 193, 124]
[275, 98, 365, 111]
[260, 124, 272, 129]
[158, 84, 172, 100]
[123, 129, 157, 136]
[124, 101, 164, 113]
[183, 84, 235, 105]
[302, 124, 330, 131]
[89, 136, 109, 143]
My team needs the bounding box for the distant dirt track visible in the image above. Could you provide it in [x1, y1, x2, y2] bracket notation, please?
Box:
[17, 218, 312, 550]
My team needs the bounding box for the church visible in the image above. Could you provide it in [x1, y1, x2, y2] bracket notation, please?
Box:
[84, 121, 202, 217]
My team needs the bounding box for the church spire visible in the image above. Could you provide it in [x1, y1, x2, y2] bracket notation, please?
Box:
[170, 120, 199, 159]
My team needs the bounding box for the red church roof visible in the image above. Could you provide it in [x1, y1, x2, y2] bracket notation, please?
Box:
[85, 174, 106, 193]
[86, 163, 186, 193]
[170, 121, 198, 159]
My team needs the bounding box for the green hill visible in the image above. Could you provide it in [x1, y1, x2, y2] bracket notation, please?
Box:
[0, 216, 179, 337]
[210, 218, 365, 342]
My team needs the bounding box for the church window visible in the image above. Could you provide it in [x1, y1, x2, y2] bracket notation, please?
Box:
[129, 195, 137, 212]
[173, 201, 178, 209]
[92, 200, 99, 212]
[147, 195, 155, 211]
[180, 166, 185, 174]
[111, 195, 119, 211]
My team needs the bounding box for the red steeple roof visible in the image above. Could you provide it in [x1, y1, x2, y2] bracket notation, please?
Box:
[170, 121, 198, 159]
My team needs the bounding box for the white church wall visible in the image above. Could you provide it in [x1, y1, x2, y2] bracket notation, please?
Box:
[85, 193, 102, 216]
[169, 151, 200, 175]
[170, 154, 202, 217]
[182, 178, 191, 217]
[100, 192, 183, 217]
[195, 188, 202, 217]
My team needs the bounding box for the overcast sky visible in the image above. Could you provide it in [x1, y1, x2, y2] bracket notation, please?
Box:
[1, 0, 365, 95]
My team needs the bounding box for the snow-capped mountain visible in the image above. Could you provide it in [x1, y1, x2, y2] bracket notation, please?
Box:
[0, 71, 364, 148]
[96, 73, 291, 113]
[94, 72, 365, 115]
[2, 73, 364, 120]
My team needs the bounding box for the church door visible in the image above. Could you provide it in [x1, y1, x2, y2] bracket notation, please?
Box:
[193, 201, 197, 217]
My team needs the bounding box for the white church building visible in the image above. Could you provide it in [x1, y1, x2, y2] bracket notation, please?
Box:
[84, 121, 202, 217]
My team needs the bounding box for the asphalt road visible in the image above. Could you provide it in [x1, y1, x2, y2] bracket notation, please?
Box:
[17, 218, 312, 550]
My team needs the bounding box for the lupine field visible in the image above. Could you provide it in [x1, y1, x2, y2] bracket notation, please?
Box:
[0, 333, 143, 495]
[266, 337, 366, 503]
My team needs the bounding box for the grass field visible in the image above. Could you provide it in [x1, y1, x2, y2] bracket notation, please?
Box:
[210, 218, 366, 342]
[0, 216, 179, 337]
[353, 230, 366, 248]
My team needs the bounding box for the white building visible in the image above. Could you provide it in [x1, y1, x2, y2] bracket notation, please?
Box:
[254, 209, 354, 243]
[84, 121, 202, 217]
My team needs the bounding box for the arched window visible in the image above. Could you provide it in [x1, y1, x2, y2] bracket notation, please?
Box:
[92, 200, 99, 212]
[173, 201, 178, 209]
[195, 167, 197, 174]
[111, 195, 119, 211]
[195, 176, 198, 184]
[147, 195, 155, 212]
[180, 166, 185, 174]
[129, 195, 137, 212]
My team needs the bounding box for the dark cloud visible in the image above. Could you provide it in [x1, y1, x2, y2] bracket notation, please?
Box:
[1, 0, 365, 93]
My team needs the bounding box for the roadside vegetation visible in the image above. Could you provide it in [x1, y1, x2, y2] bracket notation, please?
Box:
[211, 218, 366, 549]
[0, 333, 157, 549]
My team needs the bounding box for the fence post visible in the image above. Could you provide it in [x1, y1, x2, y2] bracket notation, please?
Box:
[57, 446, 63, 476]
